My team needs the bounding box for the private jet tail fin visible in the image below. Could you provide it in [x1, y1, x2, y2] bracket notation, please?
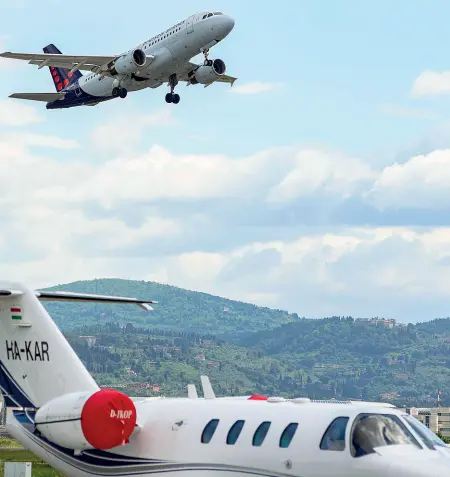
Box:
[9, 92, 65, 103]
[43, 44, 83, 91]
[0, 282, 156, 409]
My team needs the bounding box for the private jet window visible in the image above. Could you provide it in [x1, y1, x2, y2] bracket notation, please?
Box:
[201, 419, 219, 443]
[320, 417, 349, 451]
[351, 414, 421, 458]
[279, 423, 298, 448]
[208, 13, 213, 17]
[404, 415, 447, 449]
[253, 421, 271, 446]
[227, 420, 245, 445]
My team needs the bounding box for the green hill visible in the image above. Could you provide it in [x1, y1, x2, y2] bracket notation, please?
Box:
[42, 279, 295, 338]
[235, 316, 450, 406]
[38, 279, 450, 406]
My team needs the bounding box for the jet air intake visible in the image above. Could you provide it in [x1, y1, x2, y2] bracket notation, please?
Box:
[189, 59, 226, 85]
[108, 48, 147, 76]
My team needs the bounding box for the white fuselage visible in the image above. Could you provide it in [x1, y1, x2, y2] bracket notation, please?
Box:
[74, 12, 234, 98]
[6, 399, 450, 477]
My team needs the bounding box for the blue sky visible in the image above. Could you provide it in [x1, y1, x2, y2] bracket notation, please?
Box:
[2, 0, 450, 322]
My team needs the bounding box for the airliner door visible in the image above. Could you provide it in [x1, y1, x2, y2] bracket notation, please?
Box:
[186, 16, 194, 34]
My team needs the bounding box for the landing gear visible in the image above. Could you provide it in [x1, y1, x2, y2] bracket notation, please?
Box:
[165, 74, 180, 104]
[165, 93, 180, 104]
[112, 87, 128, 99]
[202, 48, 212, 66]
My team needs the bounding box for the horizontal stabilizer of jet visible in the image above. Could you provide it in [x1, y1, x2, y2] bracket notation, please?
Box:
[9, 92, 66, 102]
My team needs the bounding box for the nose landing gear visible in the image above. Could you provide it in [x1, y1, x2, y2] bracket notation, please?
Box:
[202, 48, 212, 66]
[165, 73, 180, 104]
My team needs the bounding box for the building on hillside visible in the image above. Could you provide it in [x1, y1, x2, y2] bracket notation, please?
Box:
[406, 407, 450, 439]
[78, 336, 97, 347]
[355, 317, 396, 328]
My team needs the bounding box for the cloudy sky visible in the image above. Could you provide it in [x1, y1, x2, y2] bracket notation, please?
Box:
[2, 0, 450, 323]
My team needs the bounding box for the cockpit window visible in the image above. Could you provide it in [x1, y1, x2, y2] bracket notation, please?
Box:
[207, 13, 213, 17]
[404, 415, 447, 449]
[351, 413, 421, 457]
[320, 417, 349, 451]
[213, 12, 223, 15]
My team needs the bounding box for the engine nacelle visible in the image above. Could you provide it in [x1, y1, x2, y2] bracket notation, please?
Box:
[189, 59, 226, 85]
[108, 49, 147, 76]
[35, 389, 137, 451]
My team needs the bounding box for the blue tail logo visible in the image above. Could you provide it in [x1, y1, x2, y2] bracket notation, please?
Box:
[43, 44, 83, 92]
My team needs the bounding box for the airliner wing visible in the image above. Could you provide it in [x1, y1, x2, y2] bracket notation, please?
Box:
[180, 62, 238, 87]
[0, 51, 115, 73]
[9, 92, 65, 102]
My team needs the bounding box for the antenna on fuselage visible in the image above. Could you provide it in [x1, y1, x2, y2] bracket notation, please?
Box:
[200, 375, 216, 399]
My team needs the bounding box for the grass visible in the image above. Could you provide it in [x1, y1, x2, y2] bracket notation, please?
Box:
[0, 439, 64, 477]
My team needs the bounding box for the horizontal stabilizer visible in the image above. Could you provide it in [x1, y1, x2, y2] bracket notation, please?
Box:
[35, 290, 156, 310]
[0, 288, 156, 310]
[9, 92, 65, 102]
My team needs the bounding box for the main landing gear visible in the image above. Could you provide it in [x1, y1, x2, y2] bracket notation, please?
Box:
[165, 73, 180, 104]
[112, 87, 128, 99]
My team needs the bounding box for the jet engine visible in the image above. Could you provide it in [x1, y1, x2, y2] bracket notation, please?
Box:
[34, 389, 137, 451]
[189, 59, 226, 85]
[108, 49, 147, 76]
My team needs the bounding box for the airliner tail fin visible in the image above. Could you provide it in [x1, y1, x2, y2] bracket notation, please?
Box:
[43, 44, 83, 92]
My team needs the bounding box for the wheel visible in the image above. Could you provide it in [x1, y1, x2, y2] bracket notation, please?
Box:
[204, 59, 213, 66]
[119, 88, 128, 99]
[112, 87, 120, 97]
[172, 94, 180, 104]
[165, 93, 173, 103]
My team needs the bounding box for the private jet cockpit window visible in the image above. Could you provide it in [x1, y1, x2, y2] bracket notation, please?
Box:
[403, 414, 448, 450]
[351, 413, 421, 457]
[320, 417, 349, 451]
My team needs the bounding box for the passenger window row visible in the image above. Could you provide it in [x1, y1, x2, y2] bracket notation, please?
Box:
[201, 419, 299, 448]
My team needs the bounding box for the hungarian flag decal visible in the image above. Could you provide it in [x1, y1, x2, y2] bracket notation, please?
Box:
[11, 307, 22, 321]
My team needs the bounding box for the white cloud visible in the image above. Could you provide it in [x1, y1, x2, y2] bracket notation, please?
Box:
[0, 100, 44, 126]
[90, 108, 177, 154]
[411, 71, 450, 96]
[366, 148, 450, 210]
[5, 225, 449, 322]
[266, 149, 376, 204]
[230, 82, 284, 95]
[1, 142, 375, 210]
[4, 127, 450, 321]
[379, 104, 440, 120]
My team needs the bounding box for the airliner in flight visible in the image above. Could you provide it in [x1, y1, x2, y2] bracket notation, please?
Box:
[0, 281, 449, 477]
[0, 11, 236, 109]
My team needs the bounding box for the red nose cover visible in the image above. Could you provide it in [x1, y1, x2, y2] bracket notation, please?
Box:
[248, 394, 268, 400]
[81, 389, 137, 449]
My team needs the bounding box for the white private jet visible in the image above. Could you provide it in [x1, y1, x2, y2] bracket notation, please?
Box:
[0, 281, 449, 477]
[0, 11, 236, 108]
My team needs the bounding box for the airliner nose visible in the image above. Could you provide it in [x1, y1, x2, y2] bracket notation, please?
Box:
[222, 15, 235, 35]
